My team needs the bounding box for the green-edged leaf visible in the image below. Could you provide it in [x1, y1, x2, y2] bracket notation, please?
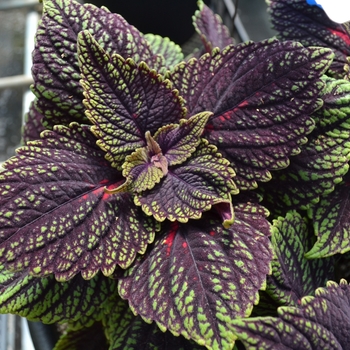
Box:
[154, 111, 212, 166]
[117, 112, 212, 194]
[32, 0, 162, 127]
[118, 204, 273, 350]
[78, 30, 186, 170]
[0, 123, 157, 281]
[168, 39, 333, 189]
[53, 322, 109, 350]
[103, 296, 206, 350]
[231, 279, 350, 349]
[259, 76, 350, 214]
[144, 33, 184, 71]
[268, 211, 334, 307]
[117, 132, 167, 193]
[306, 175, 350, 258]
[0, 266, 116, 326]
[267, 0, 350, 78]
[312, 76, 350, 129]
[135, 139, 237, 225]
[193, 0, 234, 53]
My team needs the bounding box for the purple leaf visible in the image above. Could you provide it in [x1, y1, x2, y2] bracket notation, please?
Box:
[78, 30, 186, 170]
[168, 39, 333, 189]
[267, 0, 350, 78]
[0, 124, 157, 281]
[32, 0, 161, 128]
[22, 99, 46, 144]
[193, 0, 234, 53]
[115, 132, 167, 193]
[135, 139, 237, 226]
[259, 76, 350, 214]
[108, 112, 212, 194]
[119, 204, 273, 350]
[154, 111, 212, 165]
[231, 279, 350, 349]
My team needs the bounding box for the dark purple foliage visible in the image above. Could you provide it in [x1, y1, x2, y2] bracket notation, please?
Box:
[267, 0, 350, 78]
[0, 0, 348, 349]
[167, 39, 332, 189]
[231, 280, 350, 349]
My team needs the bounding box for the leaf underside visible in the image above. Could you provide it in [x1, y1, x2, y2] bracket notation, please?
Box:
[231, 280, 350, 349]
[0, 124, 157, 281]
[168, 39, 333, 189]
[119, 203, 273, 350]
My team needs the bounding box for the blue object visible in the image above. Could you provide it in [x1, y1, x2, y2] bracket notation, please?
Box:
[306, 0, 322, 8]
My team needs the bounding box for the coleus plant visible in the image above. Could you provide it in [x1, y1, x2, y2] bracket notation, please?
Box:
[1, 0, 350, 349]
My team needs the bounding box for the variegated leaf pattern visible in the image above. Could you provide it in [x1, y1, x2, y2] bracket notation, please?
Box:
[119, 203, 273, 350]
[231, 280, 350, 349]
[78, 30, 186, 170]
[144, 33, 184, 71]
[22, 99, 46, 145]
[306, 173, 350, 259]
[154, 112, 212, 165]
[103, 295, 206, 350]
[193, 0, 234, 53]
[0, 265, 116, 326]
[0, 124, 157, 281]
[267, 0, 350, 78]
[117, 112, 212, 194]
[32, 0, 162, 127]
[167, 39, 333, 189]
[135, 139, 237, 225]
[268, 211, 334, 307]
[259, 76, 350, 215]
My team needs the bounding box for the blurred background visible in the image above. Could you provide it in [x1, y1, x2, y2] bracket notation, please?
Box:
[0, 0, 275, 349]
